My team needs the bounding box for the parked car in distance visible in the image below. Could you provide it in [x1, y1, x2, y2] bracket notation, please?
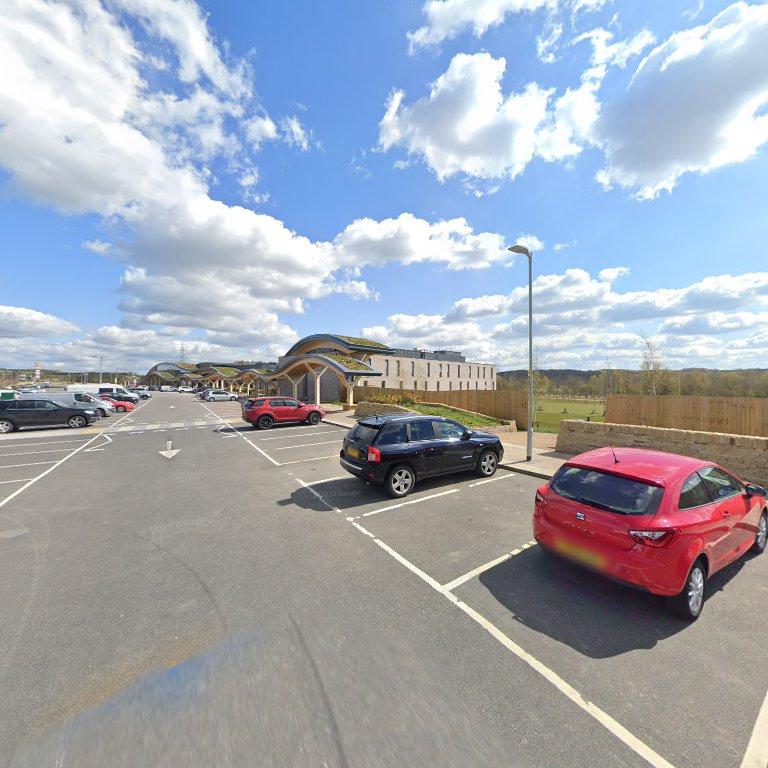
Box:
[100, 395, 135, 413]
[198, 389, 212, 399]
[33, 392, 116, 417]
[65, 384, 139, 404]
[177, 386, 196, 393]
[340, 414, 504, 498]
[204, 389, 238, 402]
[242, 397, 325, 430]
[0, 398, 100, 432]
[127, 387, 151, 399]
[533, 447, 768, 621]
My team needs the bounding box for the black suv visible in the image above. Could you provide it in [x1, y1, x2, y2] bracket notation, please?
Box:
[0, 399, 100, 433]
[340, 414, 504, 498]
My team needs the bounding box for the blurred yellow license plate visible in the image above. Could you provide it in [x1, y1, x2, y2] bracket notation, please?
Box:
[553, 538, 606, 570]
[347, 447, 360, 459]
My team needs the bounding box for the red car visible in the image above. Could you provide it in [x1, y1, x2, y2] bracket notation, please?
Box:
[242, 396, 325, 430]
[100, 395, 135, 413]
[534, 447, 767, 620]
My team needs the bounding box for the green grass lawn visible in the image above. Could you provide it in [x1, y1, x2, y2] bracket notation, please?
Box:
[406, 403, 503, 428]
[534, 398, 605, 433]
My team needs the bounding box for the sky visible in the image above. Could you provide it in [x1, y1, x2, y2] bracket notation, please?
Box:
[1, 0, 768, 374]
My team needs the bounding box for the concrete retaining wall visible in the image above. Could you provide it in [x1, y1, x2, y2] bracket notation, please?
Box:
[556, 420, 768, 487]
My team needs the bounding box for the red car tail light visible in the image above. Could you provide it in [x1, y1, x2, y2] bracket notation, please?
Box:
[629, 529, 674, 547]
[367, 446, 381, 463]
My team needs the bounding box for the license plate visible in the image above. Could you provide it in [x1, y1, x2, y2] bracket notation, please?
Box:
[553, 538, 606, 570]
[347, 446, 360, 459]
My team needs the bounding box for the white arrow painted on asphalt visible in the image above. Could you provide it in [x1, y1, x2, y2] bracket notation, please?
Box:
[159, 439, 180, 460]
[85, 433, 113, 452]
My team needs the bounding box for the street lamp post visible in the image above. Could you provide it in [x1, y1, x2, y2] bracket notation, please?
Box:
[508, 244, 534, 461]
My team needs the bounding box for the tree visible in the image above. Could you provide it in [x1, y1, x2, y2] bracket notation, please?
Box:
[639, 332, 666, 395]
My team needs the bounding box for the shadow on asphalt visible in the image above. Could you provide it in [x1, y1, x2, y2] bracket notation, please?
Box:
[280, 473, 482, 513]
[479, 546, 751, 658]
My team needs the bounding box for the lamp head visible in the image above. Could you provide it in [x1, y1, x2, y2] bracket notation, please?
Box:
[508, 244, 532, 257]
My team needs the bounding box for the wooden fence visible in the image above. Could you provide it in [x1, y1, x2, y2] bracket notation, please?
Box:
[354, 386, 527, 426]
[605, 394, 768, 438]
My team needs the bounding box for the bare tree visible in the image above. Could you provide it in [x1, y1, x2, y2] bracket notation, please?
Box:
[639, 332, 666, 395]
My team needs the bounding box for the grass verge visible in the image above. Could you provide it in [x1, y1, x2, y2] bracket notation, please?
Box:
[406, 403, 504, 428]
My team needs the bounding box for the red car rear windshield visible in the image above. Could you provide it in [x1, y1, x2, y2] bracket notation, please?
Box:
[551, 466, 664, 517]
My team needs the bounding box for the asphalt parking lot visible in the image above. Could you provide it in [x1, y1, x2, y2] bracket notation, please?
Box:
[1, 392, 766, 768]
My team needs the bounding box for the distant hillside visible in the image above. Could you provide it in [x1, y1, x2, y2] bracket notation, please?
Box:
[498, 368, 768, 398]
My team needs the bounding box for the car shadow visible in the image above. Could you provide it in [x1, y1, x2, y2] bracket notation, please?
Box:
[478, 546, 751, 659]
[279, 472, 480, 513]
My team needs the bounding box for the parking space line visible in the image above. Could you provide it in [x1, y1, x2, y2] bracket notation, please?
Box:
[257, 430, 343, 442]
[442, 540, 536, 591]
[0, 448, 78, 458]
[301, 476, 677, 768]
[305, 476, 346, 486]
[278, 455, 339, 466]
[197, 401, 280, 466]
[468, 470, 517, 487]
[370, 534, 675, 768]
[271, 439, 341, 451]
[0, 438, 89, 447]
[0, 478, 34, 485]
[740, 687, 768, 768]
[356, 488, 459, 519]
[0, 461, 59, 470]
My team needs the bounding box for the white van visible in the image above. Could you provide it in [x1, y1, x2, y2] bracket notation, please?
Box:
[66, 383, 140, 404]
[36, 392, 116, 416]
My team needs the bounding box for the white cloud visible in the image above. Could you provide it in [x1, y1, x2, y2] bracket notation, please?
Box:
[280, 116, 312, 151]
[407, 0, 552, 53]
[331, 213, 510, 271]
[515, 234, 544, 252]
[537, 20, 563, 63]
[595, 2, 768, 198]
[83, 240, 112, 254]
[244, 114, 279, 149]
[379, 52, 584, 182]
[0, 305, 79, 339]
[366, 268, 768, 369]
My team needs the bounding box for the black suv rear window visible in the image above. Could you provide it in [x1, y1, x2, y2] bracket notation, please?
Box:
[376, 423, 408, 446]
[551, 466, 664, 516]
[349, 423, 379, 444]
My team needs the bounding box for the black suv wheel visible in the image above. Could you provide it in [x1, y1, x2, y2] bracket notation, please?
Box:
[476, 450, 498, 477]
[387, 465, 415, 498]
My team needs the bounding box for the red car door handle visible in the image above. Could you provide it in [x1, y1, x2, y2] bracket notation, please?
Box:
[722, 510, 730, 516]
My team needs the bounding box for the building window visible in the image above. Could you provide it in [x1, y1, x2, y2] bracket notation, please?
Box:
[414, 380, 417, 390]
[363, 380, 368, 387]
[411, 361, 415, 376]
[381, 381, 385, 388]
[436, 381, 440, 391]
[427, 362, 431, 377]
[385, 359, 389, 375]
[439, 363, 443, 377]
[448, 381, 452, 391]
[447, 364, 450, 377]
[396, 360, 401, 376]
[459, 381, 462, 390]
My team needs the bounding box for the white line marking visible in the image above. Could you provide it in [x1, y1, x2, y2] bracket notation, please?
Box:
[0, 461, 59, 470]
[468, 471, 517, 487]
[197, 401, 280, 466]
[271, 439, 341, 451]
[443, 540, 536, 591]
[358, 488, 459, 519]
[303, 477, 677, 768]
[0, 448, 78, 457]
[0, 439, 88, 447]
[0, 527, 29, 539]
[257, 430, 342, 442]
[0, 408, 134, 512]
[295, 478, 341, 513]
[305, 475, 346, 486]
[351, 521, 375, 537]
[0, 478, 34, 485]
[741, 687, 768, 768]
[278, 455, 339, 466]
[370, 536, 675, 768]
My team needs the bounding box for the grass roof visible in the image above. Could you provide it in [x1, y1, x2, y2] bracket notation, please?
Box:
[334, 335, 390, 350]
[323, 353, 373, 371]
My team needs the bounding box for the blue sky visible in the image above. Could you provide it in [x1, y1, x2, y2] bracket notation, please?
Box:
[1, 0, 768, 373]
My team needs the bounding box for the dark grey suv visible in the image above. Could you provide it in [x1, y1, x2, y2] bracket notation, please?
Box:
[0, 399, 100, 432]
